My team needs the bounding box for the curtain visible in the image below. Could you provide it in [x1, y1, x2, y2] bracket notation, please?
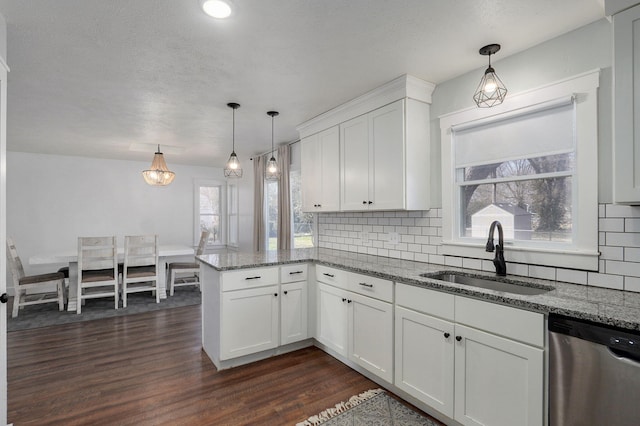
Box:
[252, 156, 265, 252]
[277, 144, 291, 250]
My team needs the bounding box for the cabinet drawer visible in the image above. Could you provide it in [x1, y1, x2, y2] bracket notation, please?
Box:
[280, 263, 308, 283]
[455, 296, 544, 347]
[396, 283, 454, 321]
[348, 272, 393, 302]
[316, 265, 348, 290]
[221, 267, 279, 292]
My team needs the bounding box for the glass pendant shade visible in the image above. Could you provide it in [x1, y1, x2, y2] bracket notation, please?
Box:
[224, 102, 243, 178]
[473, 44, 507, 108]
[265, 111, 281, 181]
[142, 145, 175, 186]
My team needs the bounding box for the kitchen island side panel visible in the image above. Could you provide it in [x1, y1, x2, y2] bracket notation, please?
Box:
[201, 263, 222, 367]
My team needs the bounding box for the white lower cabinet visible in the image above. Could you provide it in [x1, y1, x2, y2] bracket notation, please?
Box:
[221, 285, 279, 360]
[395, 305, 455, 417]
[317, 282, 349, 356]
[349, 291, 393, 382]
[395, 283, 544, 426]
[219, 264, 309, 361]
[280, 281, 308, 345]
[316, 266, 393, 382]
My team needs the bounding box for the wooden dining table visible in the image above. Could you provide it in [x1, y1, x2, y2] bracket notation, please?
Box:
[29, 244, 195, 312]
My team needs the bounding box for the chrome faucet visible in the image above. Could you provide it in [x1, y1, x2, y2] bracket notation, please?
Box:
[486, 220, 507, 276]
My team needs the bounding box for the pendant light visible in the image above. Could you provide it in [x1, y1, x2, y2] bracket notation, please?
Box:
[224, 102, 243, 178]
[473, 44, 508, 108]
[142, 145, 175, 186]
[265, 111, 281, 181]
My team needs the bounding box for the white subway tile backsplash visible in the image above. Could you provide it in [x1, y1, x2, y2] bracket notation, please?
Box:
[599, 218, 624, 232]
[316, 204, 640, 292]
[606, 232, 640, 247]
[624, 247, 640, 262]
[626, 219, 640, 232]
[625, 276, 640, 292]
[556, 269, 588, 285]
[445, 256, 463, 267]
[587, 272, 624, 290]
[462, 258, 483, 270]
[606, 204, 640, 218]
[529, 265, 556, 281]
[606, 260, 640, 278]
[600, 246, 624, 261]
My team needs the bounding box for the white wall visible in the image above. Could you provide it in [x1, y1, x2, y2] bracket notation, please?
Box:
[6, 151, 256, 276]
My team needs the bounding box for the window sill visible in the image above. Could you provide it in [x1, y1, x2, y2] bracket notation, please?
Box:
[441, 241, 599, 271]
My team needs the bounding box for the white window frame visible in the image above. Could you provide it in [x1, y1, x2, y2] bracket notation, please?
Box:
[227, 182, 239, 249]
[439, 70, 600, 271]
[194, 178, 227, 248]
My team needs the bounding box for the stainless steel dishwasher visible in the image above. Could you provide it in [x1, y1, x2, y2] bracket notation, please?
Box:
[549, 314, 640, 425]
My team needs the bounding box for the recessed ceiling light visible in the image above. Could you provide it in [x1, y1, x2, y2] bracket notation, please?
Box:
[200, 0, 233, 19]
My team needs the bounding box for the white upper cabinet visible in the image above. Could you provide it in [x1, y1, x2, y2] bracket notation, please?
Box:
[613, 3, 640, 203]
[341, 99, 413, 211]
[301, 126, 340, 212]
[297, 74, 435, 212]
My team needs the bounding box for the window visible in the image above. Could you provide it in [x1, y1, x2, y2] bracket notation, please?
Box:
[195, 179, 226, 247]
[290, 170, 314, 248]
[440, 70, 600, 270]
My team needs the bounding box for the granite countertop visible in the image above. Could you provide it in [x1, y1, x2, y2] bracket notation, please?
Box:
[198, 247, 640, 331]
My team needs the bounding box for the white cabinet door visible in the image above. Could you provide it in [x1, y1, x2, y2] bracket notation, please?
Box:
[341, 114, 370, 210]
[349, 292, 393, 382]
[454, 324, 544, 426]
[280, 281, 308, 345]
[316, 282, 349, 356]
[301, 132, 320, 212]
[395, 306, 455, 418]
[370, 99, 405, 210]
[614, 4, 640, 203]
[301, 126, 340, 212]
[220, 285, 279, 360]
[318, 126, 340, 211]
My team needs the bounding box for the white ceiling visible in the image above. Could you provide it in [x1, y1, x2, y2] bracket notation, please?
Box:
[0, 0, 605, 168]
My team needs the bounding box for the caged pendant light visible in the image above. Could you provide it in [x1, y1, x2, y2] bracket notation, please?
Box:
[142, 145, 176, 186]
[265, 111, 281, 181]
[473, 44, 508, 108]
[224, 102, 243, 178]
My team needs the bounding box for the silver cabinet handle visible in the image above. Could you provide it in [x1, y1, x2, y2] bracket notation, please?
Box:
[245, 276, 261, 280]
[359, 282, 373, 288]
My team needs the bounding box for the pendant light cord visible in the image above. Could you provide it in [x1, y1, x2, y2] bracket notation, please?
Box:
[232, 107, 235, 152]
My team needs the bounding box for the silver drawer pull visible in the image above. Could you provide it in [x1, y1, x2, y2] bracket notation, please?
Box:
[289, 271, 304, 275]
[323, 273, 335, 278]
[359, 282, 374, 288]
[245, 276, 261, 280]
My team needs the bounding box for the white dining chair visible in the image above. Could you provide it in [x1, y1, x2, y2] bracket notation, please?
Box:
[6, 237, 66, 318]
[167, 231, 209, 296]
[122, 234, 159, 308]
[77, 236, 119, 314]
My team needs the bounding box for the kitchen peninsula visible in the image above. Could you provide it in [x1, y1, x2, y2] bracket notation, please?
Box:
[198, 247, 640, 425]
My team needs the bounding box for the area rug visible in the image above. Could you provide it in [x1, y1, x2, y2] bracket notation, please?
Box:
[297, 388, 439, 426]
[6, 285, 201, 332]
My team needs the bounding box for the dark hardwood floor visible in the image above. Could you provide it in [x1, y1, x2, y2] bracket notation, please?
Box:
[7, 305, 440, 425]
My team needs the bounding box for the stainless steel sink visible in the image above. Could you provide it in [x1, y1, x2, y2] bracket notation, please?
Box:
[420, 272, 553, 296]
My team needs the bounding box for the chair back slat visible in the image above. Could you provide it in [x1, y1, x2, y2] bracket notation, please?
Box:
[196, 231, 210, 256]
[125, 235, 158, 267]
[6, 237, 26, 291]
[78, 236, 117, 272]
